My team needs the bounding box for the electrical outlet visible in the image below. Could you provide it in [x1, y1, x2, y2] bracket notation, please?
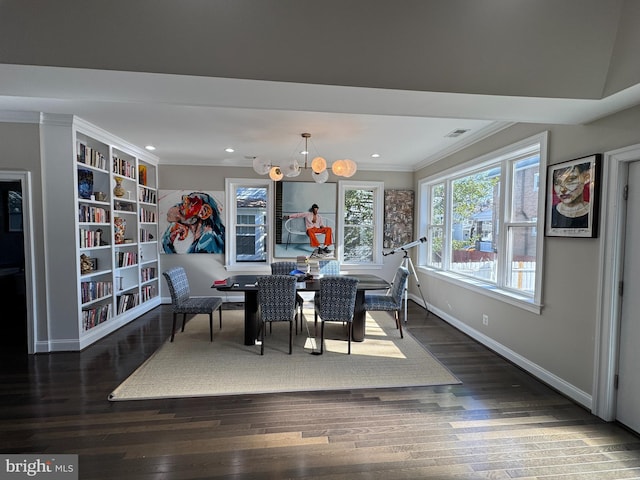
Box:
[482, 314, 489, 326]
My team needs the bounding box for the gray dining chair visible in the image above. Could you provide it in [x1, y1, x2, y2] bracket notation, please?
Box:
[314, 276, 359, 354]
[270, 261, 305, 332]
[363, 266, 409, 339]
[163, 267, 223, 342]
[257, 275, 298, 355]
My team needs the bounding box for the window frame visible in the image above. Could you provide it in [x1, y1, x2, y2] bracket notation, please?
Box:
[417, 132, 548, 313]
[224, 178, 273, 271]
[337, 180, 384, 268]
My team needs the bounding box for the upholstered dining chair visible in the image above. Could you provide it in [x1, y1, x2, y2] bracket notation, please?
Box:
[270, 261, 305, 332]
[363, 266, 409, 339]
[257, 275, 298, 355]
[163, 267, 223, 342]
[318, 259, 340, 276]
[314, 276, 359, 354]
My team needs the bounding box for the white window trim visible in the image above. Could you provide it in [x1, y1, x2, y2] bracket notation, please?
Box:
[338, 180, 384, 267]
[224, 178, 273, 272]
[417, 132, 548, 313]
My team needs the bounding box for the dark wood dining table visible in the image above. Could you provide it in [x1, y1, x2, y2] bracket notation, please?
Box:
[213, 273, 390, 345]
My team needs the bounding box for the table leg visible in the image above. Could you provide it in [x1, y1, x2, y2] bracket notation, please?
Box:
[352, 290, 366, 342]
[244, 291, 259, 346]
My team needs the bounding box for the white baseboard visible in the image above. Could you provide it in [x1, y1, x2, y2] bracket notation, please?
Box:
[408, 293, 592, 410]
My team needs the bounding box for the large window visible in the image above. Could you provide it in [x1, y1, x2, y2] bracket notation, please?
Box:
[338, 181, 384, 265]
[225, 179, 271, 268]
[419, 133, 547, 310]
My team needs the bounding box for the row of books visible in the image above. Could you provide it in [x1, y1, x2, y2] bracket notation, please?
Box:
[141, 285, 156, 303]
[117, 293, 139, 314]
[77, 141, 108, 170]
[140, 267, 156, 283]
[139, 187, 156, 204]
[79, 228, 107, 248]
[112, 156, 136, 179]
[82, 303, 112, 331]
[81, 281, 113, 304]
[140, 229, 155, 242]
[116, 251, 138, 267]
[79, 205, 109, 223]
[140, 208, 157, 223]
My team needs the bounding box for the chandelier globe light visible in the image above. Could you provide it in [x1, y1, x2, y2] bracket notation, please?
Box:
[251, 132, 357, 183]
[269, 166, 283, 181]
[311, 156, 327, 173]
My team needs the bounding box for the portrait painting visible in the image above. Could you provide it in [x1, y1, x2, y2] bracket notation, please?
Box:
[274, 181, 336, 258]
[545, 154, 601, 238]
[159, 190, 225, 253]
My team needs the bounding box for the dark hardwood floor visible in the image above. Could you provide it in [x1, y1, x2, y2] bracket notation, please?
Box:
[2, 301, 640, 479]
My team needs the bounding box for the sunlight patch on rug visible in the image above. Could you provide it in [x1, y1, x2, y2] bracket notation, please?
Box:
[109, 308, 460, 401]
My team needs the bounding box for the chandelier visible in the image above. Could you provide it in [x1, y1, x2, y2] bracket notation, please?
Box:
[252, 133, 357, 183]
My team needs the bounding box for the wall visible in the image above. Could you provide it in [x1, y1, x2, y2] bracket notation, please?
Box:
[0, 120, 48, 345]
[158, 165, 414, 298]
[413, 104, 640, 405]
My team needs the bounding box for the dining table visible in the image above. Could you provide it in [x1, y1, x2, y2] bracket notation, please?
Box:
[213, 273, 390, 345]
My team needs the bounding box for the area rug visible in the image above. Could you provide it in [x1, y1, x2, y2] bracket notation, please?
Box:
[109, 308, 460, 401]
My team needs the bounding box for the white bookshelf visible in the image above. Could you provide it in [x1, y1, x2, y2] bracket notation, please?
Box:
[41, 114, 160, 351]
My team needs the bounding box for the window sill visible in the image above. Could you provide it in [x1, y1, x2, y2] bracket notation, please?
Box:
[419, 266, 542, 315]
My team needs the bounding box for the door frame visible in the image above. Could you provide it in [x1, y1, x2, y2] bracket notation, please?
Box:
[593, 143, 640, 421]
[0, 170, 36, 354]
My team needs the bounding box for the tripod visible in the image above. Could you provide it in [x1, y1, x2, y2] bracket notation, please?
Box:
[397, 250, 428, 323]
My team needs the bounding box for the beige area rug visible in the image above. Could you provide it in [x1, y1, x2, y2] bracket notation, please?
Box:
[109, 308, 460, 401]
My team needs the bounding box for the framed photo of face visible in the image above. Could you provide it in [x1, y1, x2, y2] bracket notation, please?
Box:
[545, 154, 601, 238]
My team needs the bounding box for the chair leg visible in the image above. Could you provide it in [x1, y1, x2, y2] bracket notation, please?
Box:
[171, 312, 178, 342]
[261, 322, 265, 355]
[396, 311, 404, 338]
[219, 307, 223, 329]
[209, 313, 213, 342]
[347, 322, 352, 355]
[289, 320, 293, 354]
[320, 321, 325, 354]
[181, 314, 187, 332]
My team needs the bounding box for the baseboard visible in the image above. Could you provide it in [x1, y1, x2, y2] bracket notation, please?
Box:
[408, 293, 592, 410]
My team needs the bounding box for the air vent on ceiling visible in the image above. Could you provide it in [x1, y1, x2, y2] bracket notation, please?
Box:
[446, 129, 470, 138]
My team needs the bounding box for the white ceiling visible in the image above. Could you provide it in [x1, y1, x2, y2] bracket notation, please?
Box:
[1, 1, 639, 171]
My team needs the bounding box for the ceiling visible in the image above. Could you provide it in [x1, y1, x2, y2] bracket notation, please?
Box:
[1, 1, 639, 172]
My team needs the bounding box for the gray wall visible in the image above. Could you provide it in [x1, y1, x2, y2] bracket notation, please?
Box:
[413, 103, 640, 399]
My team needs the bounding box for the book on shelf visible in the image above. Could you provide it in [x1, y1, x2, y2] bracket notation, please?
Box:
[82, 303, 112, 331]
[112, 156, 136, 179]
[138, 165, 147, 186]
[77, 141, 107, 170]
[213, 279, 228, 287]
[117, 292, 139, 314]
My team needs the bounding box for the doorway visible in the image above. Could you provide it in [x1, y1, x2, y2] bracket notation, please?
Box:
[0, 180, 27, 353]
[594, 143, 640, 428]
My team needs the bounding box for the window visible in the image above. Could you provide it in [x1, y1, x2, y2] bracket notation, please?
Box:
[419, 133, 547, 310]
[225, 179, 272, 268]
[338, 181, 384, 265]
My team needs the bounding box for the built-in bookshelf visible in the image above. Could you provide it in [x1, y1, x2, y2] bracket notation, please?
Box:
[40, 115, 160, 351]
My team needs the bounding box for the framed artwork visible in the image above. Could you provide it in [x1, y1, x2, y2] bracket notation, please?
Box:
[384, 189, 414, 248]
[545, 154, 601, 238]
[158, 190, 225, 253]
[274, 181, 336, 258]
